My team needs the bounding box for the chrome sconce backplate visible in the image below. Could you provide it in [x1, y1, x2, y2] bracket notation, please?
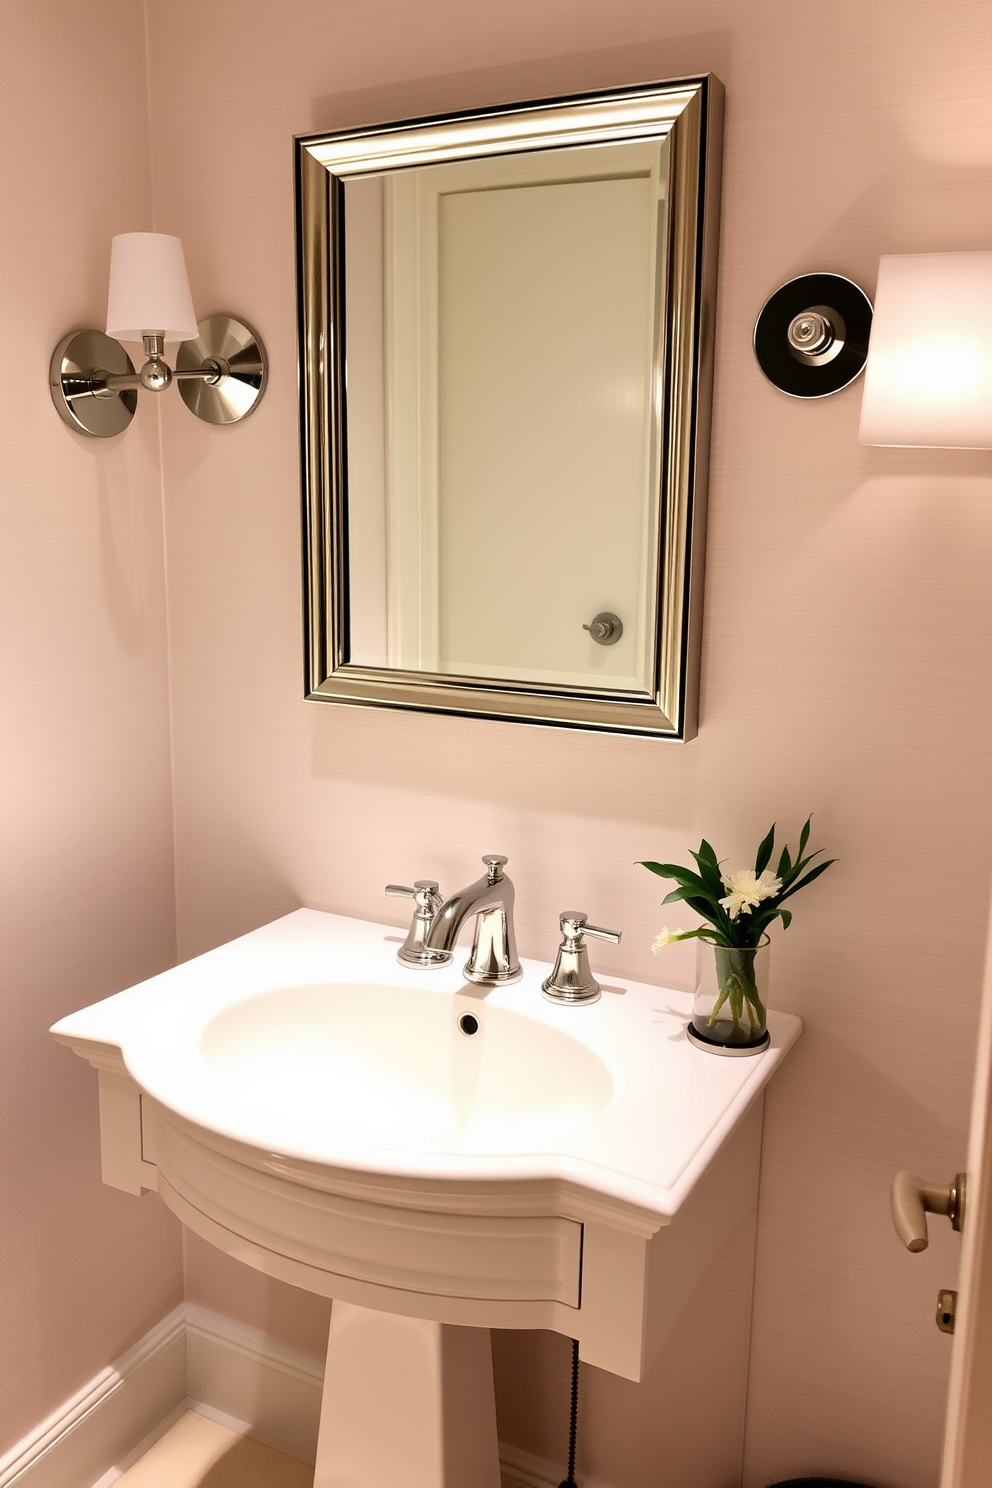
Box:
[49, 314, 267, 437]
[753, 272, 873, 398]
[175, 315, 267, 425]
[50, 330, 138, 438]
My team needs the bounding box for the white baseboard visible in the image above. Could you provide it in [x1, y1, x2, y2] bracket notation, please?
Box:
[90, 1403, 189, 1488]
[1, 1303, 579, 1488]
[0, 1306, 185, 1488]
[185, 1302, 324, 1464]
[499, 1441, 561, 1487]
[498, 1441, 612, 1488]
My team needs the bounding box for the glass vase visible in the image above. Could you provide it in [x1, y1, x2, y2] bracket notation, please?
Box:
[690, 936, 770, 1056]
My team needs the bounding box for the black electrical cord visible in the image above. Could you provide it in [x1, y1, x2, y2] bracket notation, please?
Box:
[557, 1338, 580, 1488]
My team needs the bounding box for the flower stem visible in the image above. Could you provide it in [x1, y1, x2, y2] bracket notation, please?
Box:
[708, 947, 766, 1036]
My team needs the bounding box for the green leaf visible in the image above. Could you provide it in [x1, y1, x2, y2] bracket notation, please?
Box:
[778, 908, 793, 930]
[755, 823, 776, 875]
[682, 894, 723, 920]
[661, 887, 695, 905]
[791, 845, 821, 873]
[778, 858, 836, 902]
[689, 843, 724, 895]
[741, 912, 773, 941]
[783, 845, 823, 889]
[777, 844, 792, 881]
[681, 897, 729, 935]
[798, 816, 811, 859]
[638, 862, 707, 892]
[734, 929, 758, 946]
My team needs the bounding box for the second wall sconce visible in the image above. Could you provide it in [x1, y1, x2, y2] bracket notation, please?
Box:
[753, 272, 874, 398]
[753, 252, 992, 449]
[50, 233, 267, 438]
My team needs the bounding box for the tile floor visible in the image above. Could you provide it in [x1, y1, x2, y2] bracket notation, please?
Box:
[114, 1410, 314, 1488]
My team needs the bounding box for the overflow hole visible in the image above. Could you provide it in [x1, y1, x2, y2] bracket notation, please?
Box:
[458, 1013, 479, 1036]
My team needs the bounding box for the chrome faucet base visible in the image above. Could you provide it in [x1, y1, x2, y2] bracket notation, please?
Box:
[541, 976, 600, 1006]
[462, 899, 521, 985]
[464, 957, 523, 987]
[400, 945, 453, 970]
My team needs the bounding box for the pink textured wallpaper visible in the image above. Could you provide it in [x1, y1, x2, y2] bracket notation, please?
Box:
[0, 1, 183, 1456]
[142, 1, 992, 1485]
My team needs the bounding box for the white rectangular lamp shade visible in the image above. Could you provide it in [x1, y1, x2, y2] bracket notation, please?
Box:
[859, 251, 992, 448]
[106, 232, 198, 342]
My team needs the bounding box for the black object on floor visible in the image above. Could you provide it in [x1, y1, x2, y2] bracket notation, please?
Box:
[768, 1479, 874, 1487]
[557, 1338, 580, 1488]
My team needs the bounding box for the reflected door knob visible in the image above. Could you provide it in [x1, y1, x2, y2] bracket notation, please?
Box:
[583, 612, 623, 646]
[891, 1170, 967, 1252]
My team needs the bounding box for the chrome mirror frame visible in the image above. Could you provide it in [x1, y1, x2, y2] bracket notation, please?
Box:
[296, 76, 723, 740]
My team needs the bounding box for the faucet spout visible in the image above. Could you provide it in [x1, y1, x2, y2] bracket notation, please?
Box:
[425, 855, 522, 985]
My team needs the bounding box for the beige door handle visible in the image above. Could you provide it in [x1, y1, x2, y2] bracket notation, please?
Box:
[891, 1170, 967, 1252]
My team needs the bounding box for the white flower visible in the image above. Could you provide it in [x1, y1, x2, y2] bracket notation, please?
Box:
[719, 868, 782, 920]
[652, 927, 684, 953]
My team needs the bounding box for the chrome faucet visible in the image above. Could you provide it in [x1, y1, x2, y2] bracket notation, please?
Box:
[387, 855, 521, 985]
[383, 857, 523, 982]
[428, 855, 522, 985]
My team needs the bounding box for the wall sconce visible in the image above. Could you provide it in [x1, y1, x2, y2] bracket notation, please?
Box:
[859, 252, 992, 448]
[754, 253, 992, 450]
[50, 233, 267, 438]
[753, 272, 874, 398]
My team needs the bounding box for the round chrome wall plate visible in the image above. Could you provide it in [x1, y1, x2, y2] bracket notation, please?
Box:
[50, 329, 136, 437]
[177, 314, 267, 424]
[753, 273, 873, 398]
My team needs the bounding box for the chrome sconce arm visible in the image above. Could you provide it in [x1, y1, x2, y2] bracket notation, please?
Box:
[51, 233, 267, 438]
[101, 332, 222, 394]
[51, 317, 267, 438]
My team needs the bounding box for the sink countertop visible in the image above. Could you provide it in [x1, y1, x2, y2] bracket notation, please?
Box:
[52, 907, 802, 1218]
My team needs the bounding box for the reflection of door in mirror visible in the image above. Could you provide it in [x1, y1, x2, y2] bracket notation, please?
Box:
[344, 139, 669, 694]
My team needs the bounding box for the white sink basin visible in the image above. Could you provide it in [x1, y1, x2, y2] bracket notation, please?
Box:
[52, 907, 801, 1384]
[197, 981, 616, 1152]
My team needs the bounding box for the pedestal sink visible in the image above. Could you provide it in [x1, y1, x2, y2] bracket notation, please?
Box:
[52, 909, 801, 1486]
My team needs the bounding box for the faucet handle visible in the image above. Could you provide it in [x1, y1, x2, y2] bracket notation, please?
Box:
[559, 911, 621, 945]
[386, 879, 440, 905]
[543, 911, 622, 1005]
[385, 881, 451, 969]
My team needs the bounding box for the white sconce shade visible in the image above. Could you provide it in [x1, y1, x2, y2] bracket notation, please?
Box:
[106, 232, 198, 341]
[859, 252, 992, 448]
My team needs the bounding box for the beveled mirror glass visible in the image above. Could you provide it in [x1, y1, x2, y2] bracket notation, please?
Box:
[297, 77, 722, 738]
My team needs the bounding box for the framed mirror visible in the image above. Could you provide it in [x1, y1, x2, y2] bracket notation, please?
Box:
[297, 77, 723, 739]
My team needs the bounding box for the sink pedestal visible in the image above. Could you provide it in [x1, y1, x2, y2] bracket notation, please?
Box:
[316, 1301, 500, 1488]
